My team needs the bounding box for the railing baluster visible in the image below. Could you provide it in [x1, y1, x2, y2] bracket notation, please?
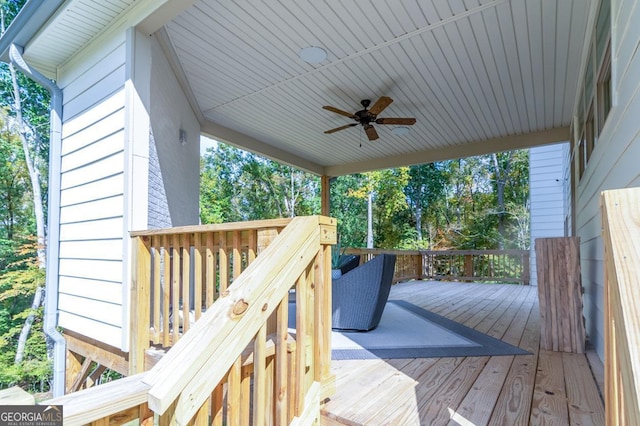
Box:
[181, 233, 191, 333]
[233, 230, 242, 279]
[205, 232, 215, 308]
[193, 398, 209, 426]
[161, 236, 170, 347]
[248, 229, 257, 263]
[211, 381, 224, 426]
[227, 358, 242, 426]
[295, 272, 307, 417]
[240, 364, 251, 425]
[253, 324, 268, 424]
[219, 232, 229, 293]
[275, 296, 289, 426]
[171, 234, 180, 344]
[151, 236, 161, 344]
[193, 232, 203, 321]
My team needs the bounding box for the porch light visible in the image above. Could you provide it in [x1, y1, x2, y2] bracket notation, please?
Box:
[299, 46, 327, 63]
[391, 126, 410, 136]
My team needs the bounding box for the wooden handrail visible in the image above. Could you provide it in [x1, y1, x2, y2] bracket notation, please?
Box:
[46, 216, 336, 425]
[346, 247, 530, 285]
[601, 188, 640, 425]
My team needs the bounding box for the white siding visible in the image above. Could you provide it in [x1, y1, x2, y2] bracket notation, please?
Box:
[574, 0, 640, 360]
[56, 33, 128, 349]
[52, 29, 201, 350]
[529, 143, 567, 286]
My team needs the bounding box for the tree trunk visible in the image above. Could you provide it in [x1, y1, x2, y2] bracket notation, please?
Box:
[14, 286, 44, 364]
[367, 191, 373, 248]
[492, 153, 510, 250]
[9, 62, 47, 268]
[415, 206, 423, 240]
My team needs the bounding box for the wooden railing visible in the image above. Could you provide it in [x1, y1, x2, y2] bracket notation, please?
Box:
[129, 218, 292, 373]
[46, 216, 337, 425]
[346, 248, 530, 285]
[601, 188, 640, 425]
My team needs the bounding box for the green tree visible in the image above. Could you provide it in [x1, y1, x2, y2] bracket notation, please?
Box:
[200, 142, 320, 223]
[329, 174, 367, 248]
[404, 163, 447, 246]
[0, 0, 51, 391]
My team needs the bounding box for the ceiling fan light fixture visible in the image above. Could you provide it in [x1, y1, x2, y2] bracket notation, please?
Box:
[299, 46, 327, 63]
[392, 126, 411, 136]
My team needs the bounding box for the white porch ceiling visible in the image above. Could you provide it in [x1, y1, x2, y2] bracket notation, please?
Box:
[161, 0, 590, 175]
[17, 0, 592, 175]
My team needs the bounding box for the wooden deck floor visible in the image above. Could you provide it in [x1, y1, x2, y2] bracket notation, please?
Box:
[321, 281, 605, 426]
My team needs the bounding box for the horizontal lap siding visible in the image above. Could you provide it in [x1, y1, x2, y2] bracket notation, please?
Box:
[529, 143, 567, 286]
[575, 0, 640, 360]
[57, 36, 127, 349]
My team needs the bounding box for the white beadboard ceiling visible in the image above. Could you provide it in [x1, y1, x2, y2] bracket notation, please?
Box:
[23, 0, 593, 175]
[163, 0, 590, 175]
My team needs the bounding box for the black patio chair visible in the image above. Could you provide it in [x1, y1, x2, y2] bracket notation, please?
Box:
[332, 254, 396, 332]
[337, 254, 360, 275]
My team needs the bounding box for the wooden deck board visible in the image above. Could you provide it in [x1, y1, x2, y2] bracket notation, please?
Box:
[321, 281, 604, 426]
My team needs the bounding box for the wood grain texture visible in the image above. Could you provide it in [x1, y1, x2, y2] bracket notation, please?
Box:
[323, 281, 604, 425]
[535, 237, 585, 353]
[601, 188, 640, 425]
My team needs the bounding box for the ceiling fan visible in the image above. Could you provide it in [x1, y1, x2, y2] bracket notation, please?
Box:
[323, 96, 416, 141]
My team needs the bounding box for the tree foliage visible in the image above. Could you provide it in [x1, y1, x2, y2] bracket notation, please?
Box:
[200, 143, 320, 223]
[0, 0, 51, 393]
[201, 142, 530, 252]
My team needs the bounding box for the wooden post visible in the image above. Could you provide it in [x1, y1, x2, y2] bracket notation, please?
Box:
[601, 188, 640, 425]
[65, 349, 84, 394]
[130, 236, 151, 375]
[318, 216, 336, 400]
[522, 252, 530, 285]
[321, 175, 331, 217]
[464, 254, 473, 281]
[534, 237, 585, 353]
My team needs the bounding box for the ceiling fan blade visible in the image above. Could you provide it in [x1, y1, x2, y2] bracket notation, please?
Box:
[368, 96, 393, 116]
[324, 123, 359, 134]
[375, 117, 417, 125]
[364, 124, 379, 141]
[323, 105, 356, 118]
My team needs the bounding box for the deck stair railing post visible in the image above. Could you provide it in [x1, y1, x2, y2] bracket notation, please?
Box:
[601, 188, 640, 425]
[45, 216, 336, 425]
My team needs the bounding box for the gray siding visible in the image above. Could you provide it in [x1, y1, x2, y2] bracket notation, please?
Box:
[529, 143, 567, 286]
[575, 0, 640, 360]
[149, 36, 200, 227]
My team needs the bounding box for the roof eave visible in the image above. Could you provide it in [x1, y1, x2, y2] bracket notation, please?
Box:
[0, 0, 65, 63]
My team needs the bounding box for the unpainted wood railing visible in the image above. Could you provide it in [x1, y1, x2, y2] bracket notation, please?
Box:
[346, 248, 530, 285]
[129, 218, 292, 373]
[46, 216, 336, 425]
[601, 188, 640, 425]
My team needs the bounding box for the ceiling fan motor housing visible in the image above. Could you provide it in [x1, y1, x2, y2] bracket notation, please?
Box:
[354, 109, 374, 124]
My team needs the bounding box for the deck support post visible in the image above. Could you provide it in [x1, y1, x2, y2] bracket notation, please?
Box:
[130, 235, 152, 375]
[65, 349, 84, 394]
[321, 176, 331, 217]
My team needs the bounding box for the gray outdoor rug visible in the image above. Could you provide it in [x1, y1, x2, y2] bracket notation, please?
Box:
[289, 300, 530, 360]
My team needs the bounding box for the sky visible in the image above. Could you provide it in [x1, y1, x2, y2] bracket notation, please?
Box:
[200, 136, 217, 156]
